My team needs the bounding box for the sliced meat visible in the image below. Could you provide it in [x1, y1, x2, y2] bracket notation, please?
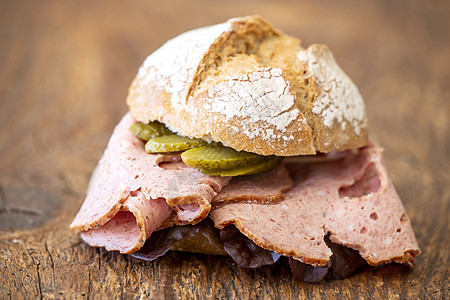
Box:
[70, 113, 230, 252]
[80, 192, 171, 253]
[210, 143, 420, 267]
[212, 164, 293, 208]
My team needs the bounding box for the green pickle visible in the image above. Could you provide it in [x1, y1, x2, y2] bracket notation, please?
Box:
[181, 145, 265, 171]
[145, 134, 208, 153]
[134, 122, 282, 176]
[200, 156, 282, 177]
[130, 122, 172, 141]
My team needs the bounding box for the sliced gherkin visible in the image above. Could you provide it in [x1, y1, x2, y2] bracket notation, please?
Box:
[181, 145, 265, 171]
[200, 157, 282, 177]
[130, 122, 172, 141]
[145, 134, 208, 153]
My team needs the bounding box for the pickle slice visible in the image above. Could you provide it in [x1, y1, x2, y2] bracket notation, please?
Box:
[145, 134, 207, 153]
[130, 122, 172, 141]
[200, 157, 283, 177]
[181, 146, 265, 171]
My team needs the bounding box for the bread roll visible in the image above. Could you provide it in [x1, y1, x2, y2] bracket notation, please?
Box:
[127, 15, 368, 156]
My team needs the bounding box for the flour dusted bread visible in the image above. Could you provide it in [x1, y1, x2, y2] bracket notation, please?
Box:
[127, 16, 368, 156]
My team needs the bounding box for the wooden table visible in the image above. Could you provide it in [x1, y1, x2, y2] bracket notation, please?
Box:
[1, 0, 448, 298]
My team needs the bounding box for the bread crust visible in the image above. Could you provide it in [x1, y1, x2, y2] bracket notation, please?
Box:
[127, 16, 368, 156]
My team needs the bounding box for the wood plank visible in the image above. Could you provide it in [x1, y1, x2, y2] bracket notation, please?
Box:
[1, 0, 448, 298]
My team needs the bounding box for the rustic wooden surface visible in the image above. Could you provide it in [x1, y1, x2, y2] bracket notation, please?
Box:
[0, 0, 448, 299]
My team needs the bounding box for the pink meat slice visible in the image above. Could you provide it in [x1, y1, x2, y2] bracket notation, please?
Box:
[70, 113, 229, 253]
[212, 164, 293, 208]
[210, 143, 420, 267]
[81, 192, 171, 253]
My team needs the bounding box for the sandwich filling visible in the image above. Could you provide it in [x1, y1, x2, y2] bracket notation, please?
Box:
[70, 113, 420, 281]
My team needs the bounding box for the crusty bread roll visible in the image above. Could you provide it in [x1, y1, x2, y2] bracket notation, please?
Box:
[127, 15, 368, 156]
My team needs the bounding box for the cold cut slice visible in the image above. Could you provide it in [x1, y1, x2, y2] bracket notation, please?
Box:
[80, 192, 171, 253]
[212, 163, 293, 208]
[70, 113, 229, 253]
[210, 143, 420, 267]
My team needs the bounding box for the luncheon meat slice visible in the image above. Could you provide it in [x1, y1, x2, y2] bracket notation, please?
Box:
[80, 191, 172, 253]
[212, 164, 293, 208]
[70, 113, 230, 252]
[210, 143, 420, 267]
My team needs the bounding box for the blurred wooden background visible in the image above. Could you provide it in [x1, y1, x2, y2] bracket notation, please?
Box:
[0, 0, 448, 298]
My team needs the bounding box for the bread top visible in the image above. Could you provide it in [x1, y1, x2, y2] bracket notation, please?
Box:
[127, 15, 368, 156]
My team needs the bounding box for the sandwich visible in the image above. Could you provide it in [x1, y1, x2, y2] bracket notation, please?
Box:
[70, 16, 420, 282]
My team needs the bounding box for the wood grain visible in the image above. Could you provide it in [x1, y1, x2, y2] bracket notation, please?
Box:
[0, 0, 448, 298]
